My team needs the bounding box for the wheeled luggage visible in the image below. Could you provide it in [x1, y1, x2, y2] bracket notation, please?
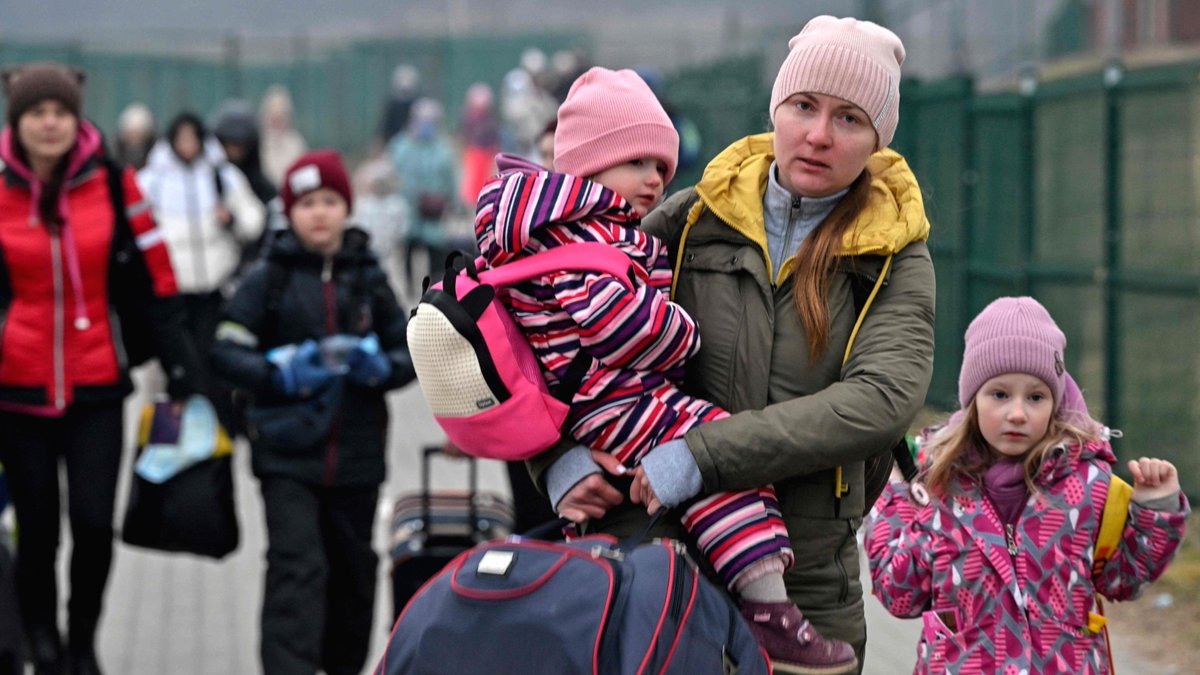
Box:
[387, 445, 513, 618]
[375, 517, 770, 675]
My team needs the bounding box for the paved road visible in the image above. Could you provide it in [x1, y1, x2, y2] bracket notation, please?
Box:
[67, 367, 1143, 674]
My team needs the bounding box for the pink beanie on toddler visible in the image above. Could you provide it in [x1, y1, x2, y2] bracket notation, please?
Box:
[554, 67, 679, 184]
[770, 15, 905, 150]
[958, 297, 1067, 409]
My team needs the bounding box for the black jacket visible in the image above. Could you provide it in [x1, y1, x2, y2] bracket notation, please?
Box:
[211, 227, 415, 485]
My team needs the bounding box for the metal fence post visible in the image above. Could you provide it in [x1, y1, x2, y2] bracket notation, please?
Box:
[1103, 59, 1123, 430]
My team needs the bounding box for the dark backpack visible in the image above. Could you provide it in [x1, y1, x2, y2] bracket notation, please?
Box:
[376, 526, 770, 675]
[104, 157, 159, 367]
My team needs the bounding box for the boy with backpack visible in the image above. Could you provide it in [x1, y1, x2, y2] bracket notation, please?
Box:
[467, 67, 857, 674]
[210, 150, 416, 675]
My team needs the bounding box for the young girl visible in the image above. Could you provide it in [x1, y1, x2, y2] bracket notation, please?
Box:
[474, 66, 856, 674]
[865, 296, 1189, 674]
[211, 150, 415, 675]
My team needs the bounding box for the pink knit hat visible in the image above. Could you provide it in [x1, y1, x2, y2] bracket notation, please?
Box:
[958, 297, 1067, 408]
[770, 15, 905, 150]
[554, 67, 679, 184]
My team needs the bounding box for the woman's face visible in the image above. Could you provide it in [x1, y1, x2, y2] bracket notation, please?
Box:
[772, 92, 878, 198]
[171, 123, 202, 163]
[290, 187, 348, 256]
[17, 99, 79, 167]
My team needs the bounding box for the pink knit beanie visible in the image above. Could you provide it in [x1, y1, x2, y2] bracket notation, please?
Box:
[958, 297, 1067, 409]
[554, 67, 679, 184]
[770, 15, 905, 150]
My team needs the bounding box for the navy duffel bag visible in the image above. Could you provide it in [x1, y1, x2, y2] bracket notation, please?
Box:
[375, 525, 768, 674]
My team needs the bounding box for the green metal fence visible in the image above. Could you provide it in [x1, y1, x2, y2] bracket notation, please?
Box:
[895, 59, 1200, 497]
[0, 33, 588, 155]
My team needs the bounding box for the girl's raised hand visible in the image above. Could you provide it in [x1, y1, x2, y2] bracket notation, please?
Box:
[1128, 457, 1181, 503]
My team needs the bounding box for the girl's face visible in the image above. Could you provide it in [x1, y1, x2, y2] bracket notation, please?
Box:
[290, 188, 348, 256]
[172, 123, 202, 163]
[17, 99, 78, 166]
[974, 373, 1054, 459]
[590, 157, 667, 217]
[772, 92, 877, 198]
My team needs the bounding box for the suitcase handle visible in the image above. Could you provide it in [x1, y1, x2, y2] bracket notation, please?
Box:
[421, 445, 478, 529]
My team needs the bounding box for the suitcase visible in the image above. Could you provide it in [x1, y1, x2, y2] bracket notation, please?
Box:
[388, 446, 514, 618]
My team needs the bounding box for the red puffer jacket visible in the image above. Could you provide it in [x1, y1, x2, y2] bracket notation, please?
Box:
[0, 121, 196, 415]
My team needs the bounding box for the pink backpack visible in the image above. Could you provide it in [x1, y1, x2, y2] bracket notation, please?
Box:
[407, 243, 634, 461]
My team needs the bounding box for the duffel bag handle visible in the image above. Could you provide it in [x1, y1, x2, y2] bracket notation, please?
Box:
[518, 509, 667, 549]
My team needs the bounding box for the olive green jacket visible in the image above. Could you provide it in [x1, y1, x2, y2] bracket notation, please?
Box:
[532, 133, 935, 664]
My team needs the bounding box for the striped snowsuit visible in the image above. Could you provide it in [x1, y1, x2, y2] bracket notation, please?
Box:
[476, 169, 792, 586]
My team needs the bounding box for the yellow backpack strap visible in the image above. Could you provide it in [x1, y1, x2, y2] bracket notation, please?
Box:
[834, 254, 894, 502]
[1088, 471, 1132, 673]
[1093, 474, 1133, 574]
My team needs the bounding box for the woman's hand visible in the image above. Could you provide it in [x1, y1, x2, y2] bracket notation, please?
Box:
[1129, 457, 1181, 503]
[629, 466, 663, 515]
[557, 451, 627, 524]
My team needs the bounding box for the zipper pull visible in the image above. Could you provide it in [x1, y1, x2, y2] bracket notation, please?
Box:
[791, 196, 802, 210]
[1005, 523, 1018, 557]
[321, 258, 333, 282]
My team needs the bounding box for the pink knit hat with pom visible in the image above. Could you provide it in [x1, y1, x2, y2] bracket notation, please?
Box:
[958, 297, 1067, 408]
[554, 67, 679, 184]
[770, 15, 905, 150]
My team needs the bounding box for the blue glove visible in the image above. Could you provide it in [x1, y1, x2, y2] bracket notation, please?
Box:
[345, 333, 392, 387]
[267, 339, 336, 398]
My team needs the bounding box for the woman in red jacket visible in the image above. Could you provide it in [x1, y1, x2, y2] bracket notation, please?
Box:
[0, 62, 198, 675]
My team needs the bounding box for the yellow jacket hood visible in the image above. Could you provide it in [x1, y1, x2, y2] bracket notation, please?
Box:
[693, 133, 930, 280]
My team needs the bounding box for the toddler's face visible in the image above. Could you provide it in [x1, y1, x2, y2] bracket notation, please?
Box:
[974, 373, 1054, 459]
[290, 187, 348, 256]
[590, 157, 667, 217]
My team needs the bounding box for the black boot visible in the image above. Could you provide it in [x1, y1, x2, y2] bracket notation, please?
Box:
[66, 623, 103, 675]
[66, 644, 102, 675]
[25, 624, 63, 675]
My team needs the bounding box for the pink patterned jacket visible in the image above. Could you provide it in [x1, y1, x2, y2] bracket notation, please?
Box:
[865, 439, 1189, 674]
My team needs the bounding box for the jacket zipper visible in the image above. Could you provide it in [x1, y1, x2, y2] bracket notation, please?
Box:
[320, 257, 339, 485]
[1005, 523, 1018, 557]
[187, 167, 208, 289]
[781, 195, 802, 269]
[50, 232, 66, 409]
[835, 520, 854, 605]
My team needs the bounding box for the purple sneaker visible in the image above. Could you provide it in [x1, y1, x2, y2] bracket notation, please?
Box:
[739, 600, 858, 675]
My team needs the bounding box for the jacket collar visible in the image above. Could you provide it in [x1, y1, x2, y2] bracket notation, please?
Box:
[693, 132, 931, 281]
[268, 226, 374, 268]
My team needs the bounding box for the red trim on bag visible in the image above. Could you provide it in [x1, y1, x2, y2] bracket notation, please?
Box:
[658, 573, 700, 674]
[637, 541, 676, 675]
[450, 552, 572, 600]
[375, 545, 479, 674]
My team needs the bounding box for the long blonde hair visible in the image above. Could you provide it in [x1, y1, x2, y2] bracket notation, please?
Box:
[923, 399, 1103, 498]
[789, 168, 873, 362]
